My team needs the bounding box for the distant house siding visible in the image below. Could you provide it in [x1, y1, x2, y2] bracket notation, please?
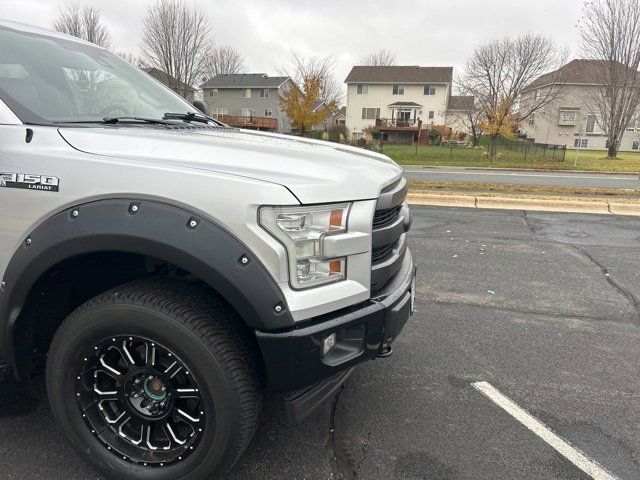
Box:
[203, 80, 293, 133]
[522, 84, 640, 151]
[345, 83, 449, 135]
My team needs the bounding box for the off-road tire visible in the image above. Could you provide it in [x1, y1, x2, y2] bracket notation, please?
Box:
[46, 278, 263, 480]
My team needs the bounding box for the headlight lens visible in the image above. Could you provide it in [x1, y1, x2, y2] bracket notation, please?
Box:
[260, 204, 350, 289]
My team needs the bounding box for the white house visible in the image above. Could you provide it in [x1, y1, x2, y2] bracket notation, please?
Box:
[344, 65, 472, 143]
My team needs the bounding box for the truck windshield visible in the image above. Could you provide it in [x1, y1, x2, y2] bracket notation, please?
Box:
[0, 25, 200, 125]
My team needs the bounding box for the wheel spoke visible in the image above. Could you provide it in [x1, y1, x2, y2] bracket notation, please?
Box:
[121, 341, 136, 366]
[177, 408, 200, 424]
[165, 422, 186, 445]
[99, 355, 122, 377]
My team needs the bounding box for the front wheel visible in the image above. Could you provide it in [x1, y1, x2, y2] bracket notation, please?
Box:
[46, 278, 263, 480]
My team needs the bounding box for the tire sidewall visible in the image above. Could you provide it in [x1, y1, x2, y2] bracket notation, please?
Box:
[47, 303, 244, 480]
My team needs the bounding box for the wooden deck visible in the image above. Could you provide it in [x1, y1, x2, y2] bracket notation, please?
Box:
[218, 115, 278, 130]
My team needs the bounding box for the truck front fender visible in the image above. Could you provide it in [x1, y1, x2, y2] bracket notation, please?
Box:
[0, 198, 294, 374]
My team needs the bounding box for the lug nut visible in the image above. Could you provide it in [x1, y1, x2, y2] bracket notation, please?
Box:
[274, 304, 283, 313]
[71, 210, 79, 218]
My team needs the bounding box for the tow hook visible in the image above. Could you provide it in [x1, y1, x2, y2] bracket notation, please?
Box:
[377, 346, 393, 358]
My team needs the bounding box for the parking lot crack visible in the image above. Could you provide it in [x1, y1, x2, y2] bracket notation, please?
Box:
[326, 387, 357, 479]
[521, 210, 539, 238]
[572, 246, 640, 322]
[428, 298, 623, 323]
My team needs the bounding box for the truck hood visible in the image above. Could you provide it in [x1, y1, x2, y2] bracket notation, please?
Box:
[58, 126, 403, 204]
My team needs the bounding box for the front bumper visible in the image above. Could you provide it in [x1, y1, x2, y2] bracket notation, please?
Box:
[256, 249, 416, 394]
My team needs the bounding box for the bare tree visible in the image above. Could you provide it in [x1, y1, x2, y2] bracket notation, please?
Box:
[449, 99, 485, 147]
[360, 49, 397, 66]
[117, 52, 149, 69]
[52, 3, 112, 49]
[203, 44, 245, 79]
[141, 0, 213, 99]
[580, 0, 640, 158]
[458, 34, 566, 160]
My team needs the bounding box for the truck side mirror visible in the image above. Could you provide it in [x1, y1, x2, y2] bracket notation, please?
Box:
[193, 100, 208, 115]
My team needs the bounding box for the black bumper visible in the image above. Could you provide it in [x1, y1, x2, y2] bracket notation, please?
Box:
[255, 249, 416, 395]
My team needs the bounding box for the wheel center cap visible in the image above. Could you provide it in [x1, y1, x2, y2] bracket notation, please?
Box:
[143, 377, 167, 402]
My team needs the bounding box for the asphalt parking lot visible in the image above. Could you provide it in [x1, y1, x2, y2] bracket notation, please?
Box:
[0, 205, 639, 479]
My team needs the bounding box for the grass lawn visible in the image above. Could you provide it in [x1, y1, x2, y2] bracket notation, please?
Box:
[382, 143, 640, 173]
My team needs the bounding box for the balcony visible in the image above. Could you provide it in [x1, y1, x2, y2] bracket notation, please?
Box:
[375, 118, 422, 132]
[218, 115, 278, 130]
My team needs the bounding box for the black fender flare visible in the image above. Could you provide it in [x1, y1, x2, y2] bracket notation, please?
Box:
[0, 198, 294, 372]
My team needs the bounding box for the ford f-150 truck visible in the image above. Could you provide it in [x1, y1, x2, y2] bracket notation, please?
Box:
[0, 20, 415, 480]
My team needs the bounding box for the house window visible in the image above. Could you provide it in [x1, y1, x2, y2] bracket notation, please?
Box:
[241, 108, 252, 117]
[585, 114, 602, 133]
[211, 108, 228, 118]
[392, 85, 404, 95]
[260, 88, 269, 98]
[241, 88, 251, 98]
[633, 141, 640, 150]
[528, 114, 535, 126]
[361, 107, 380, 119]
[626, 115, 640, 131]
[428, 111, 435, 119]
[264, 109, 273, 117]
[209, 88, 218, 98]
[559, 110, 577, 125]
[574, 138, 588, 148]
[356, 84, 368, 94]
[423, 85, 436, 95]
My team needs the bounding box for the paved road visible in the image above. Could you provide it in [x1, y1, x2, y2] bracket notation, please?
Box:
[404, 166, 640, 190]
[1, 206, 639, 479]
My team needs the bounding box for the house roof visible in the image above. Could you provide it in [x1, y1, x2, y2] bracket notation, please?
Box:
[311, 100, 327, 111]
[334, 106, 346, 118]
[200, 73, 290, 89]
[144, 68, 194, 92]
[448, 95, 474, 111]
[345, 65, 453, 84]
[388, 101, 423, 107]
[524, 59, 639, 91]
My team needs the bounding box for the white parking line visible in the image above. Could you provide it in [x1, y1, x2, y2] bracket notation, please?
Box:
[472, 381, 618, 480]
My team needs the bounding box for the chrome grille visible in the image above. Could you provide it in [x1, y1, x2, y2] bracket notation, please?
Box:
[371, 177, 411, 294]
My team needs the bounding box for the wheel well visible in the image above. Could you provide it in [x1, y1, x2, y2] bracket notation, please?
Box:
[13, 251, 259, 379]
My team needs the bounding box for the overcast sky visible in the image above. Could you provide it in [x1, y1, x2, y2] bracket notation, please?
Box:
[2, 0, 585, 88]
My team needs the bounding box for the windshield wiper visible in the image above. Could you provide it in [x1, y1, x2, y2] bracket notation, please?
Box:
[102, 116, 173, 125]
[163, 112, 217, 124]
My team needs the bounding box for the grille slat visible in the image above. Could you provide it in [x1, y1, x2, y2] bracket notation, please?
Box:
[373, 205, 402, 229]
[371, 178, 411, 294]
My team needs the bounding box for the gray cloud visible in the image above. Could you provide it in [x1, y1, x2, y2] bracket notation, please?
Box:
[2, 0, 584, 92]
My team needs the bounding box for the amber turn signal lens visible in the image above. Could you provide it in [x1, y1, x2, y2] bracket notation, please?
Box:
[329, 209, 343, 228]
[329, 260, 342, 273]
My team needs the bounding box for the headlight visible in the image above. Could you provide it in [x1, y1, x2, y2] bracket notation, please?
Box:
[260, 203, 350, 289]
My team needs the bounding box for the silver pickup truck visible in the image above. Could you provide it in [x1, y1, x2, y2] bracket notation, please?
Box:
[0, 20, 415, 480]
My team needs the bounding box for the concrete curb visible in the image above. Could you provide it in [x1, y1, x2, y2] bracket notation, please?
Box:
[402, 165, 639, 176]
[407, 192, 640, 216]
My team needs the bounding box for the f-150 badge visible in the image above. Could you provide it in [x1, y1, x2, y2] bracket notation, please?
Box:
[0, 173, 59, 192]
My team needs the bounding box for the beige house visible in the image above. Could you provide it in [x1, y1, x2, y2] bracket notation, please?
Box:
[522, 59, 640, 151]
[344, 66, 473, 143]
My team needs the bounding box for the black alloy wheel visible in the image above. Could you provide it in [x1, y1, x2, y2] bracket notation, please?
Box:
[77, 335, 205, 466]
